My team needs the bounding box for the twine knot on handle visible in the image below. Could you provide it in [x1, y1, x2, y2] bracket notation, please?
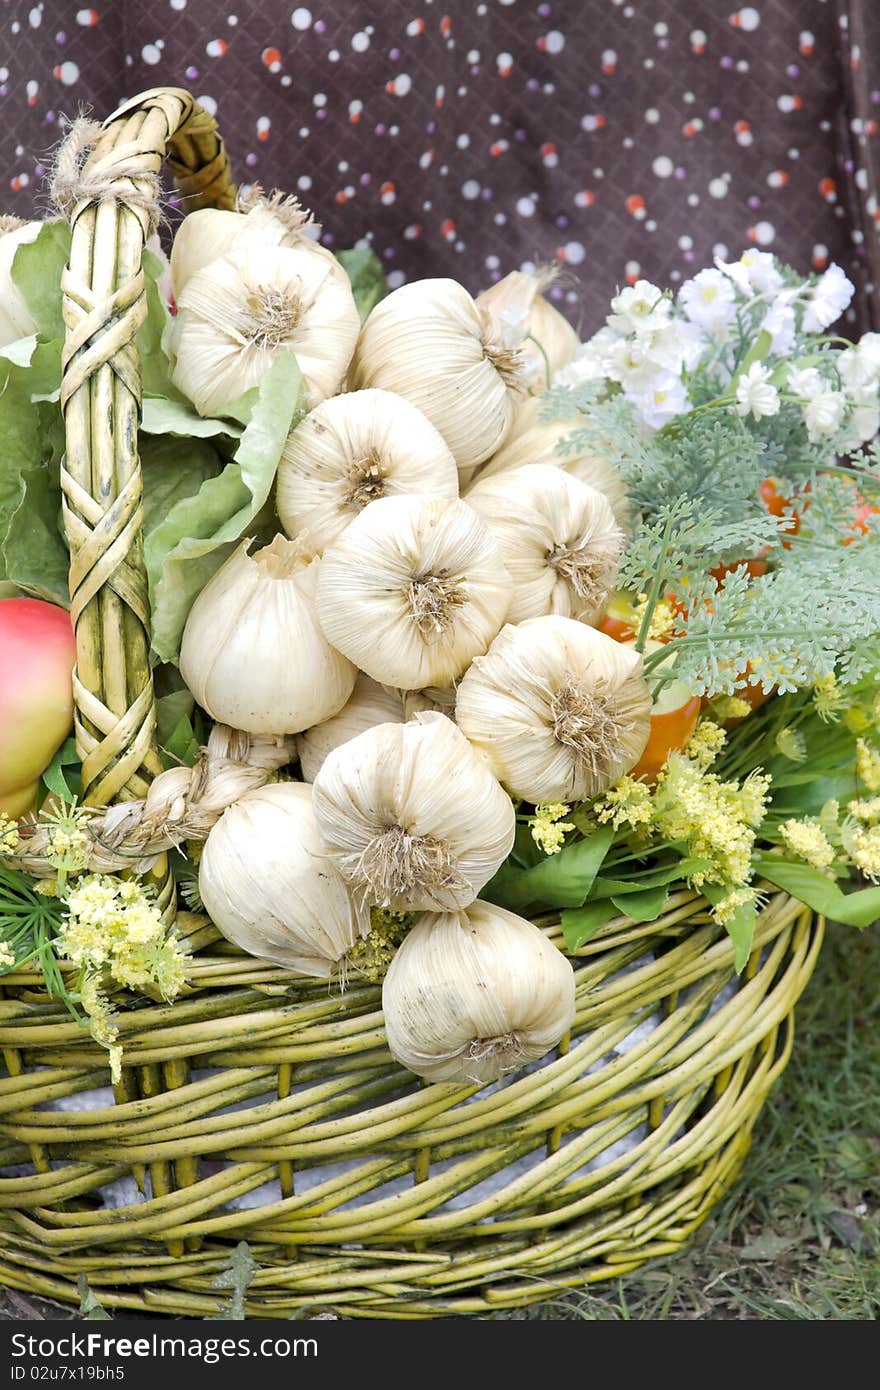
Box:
[50, 116, 163, 234]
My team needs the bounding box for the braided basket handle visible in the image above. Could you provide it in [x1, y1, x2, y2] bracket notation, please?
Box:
[59, 89, 234, 822]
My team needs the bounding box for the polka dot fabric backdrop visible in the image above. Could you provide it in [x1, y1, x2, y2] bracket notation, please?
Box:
[3, 0, 880, 333]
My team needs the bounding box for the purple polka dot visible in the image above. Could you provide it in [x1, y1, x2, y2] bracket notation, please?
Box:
[375, 123, 386, 135]
[526, 78, 540, 91]
[314, 19, 326, 33]
[481, 186, 493, 199]
[55, 32, 66, 44]
[787, 64, 800, 78]
[589, 83, 602, 97]
[515, 128, 528, 140]
[427, 120, 436, 134]
[34, 162, 46, 176]
[538, 3, 551, 15]
[748, 195, 761, 209]
[872, 91, 880, 103]
[549, 285, 563, 299]
[845, 158, 854, 172]
[185, 66, 198, 80]
[360, 172, 371, 185]
[245, 153, 258, 167]
[46, 109, 56, 121]
[709, 106, 721, 119]
[470, 66, 480, 76]
[556, 214, 569, 228]
[675, 167, 687, 179]
[317, 108, 327, 119]
[390, 47, 400, 60]
[323, 231, 334, 245]
[383, 247, 395, 260]
[658, 38, 669, 50]
[0, 85, 8, 97]
[721, 56, 734, 69]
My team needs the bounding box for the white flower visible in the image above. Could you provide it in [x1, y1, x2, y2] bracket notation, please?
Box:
[606, 334, 659, 390]
[801, 263, 855, 333]
[552, 328, 616, 387]
[627, 372, 690, 429]
[802, 389, 847, 442]
[760, 298, 796, 355]
[678, 268, 738, 333]
[840, 400, 880, 449]
[608, 279, 670, 336]
[735, 361, 780, 420]
[641, 317, 705, 372]
[715, 248, 783, 296]
[787, 365, 825, 398]
[838, 337, 880, 393]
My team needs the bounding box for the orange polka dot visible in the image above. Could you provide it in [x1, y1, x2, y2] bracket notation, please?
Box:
[262, 48, 281, 68]
[625, 194, 645, 215]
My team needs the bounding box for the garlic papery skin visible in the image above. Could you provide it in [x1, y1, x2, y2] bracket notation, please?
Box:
[316, 494, 512, 689]
[382, 900, 576, 1084]
[455, 615, 651, 803]
[171, 242, 360, 416]
[350, 278, 527, 473]
[199, 782, 368, 976]
[465, 464, 624, 624]
[312, 711, 515, 912]
[476, 268, 580, 391]
[0, 217, 40, 347]
[277, 388, 459, 554]
[170, 196, 323, 299]
[180, 535, 356, 735]
[296, 673, 404, 782]
[466, 395, 631, 529]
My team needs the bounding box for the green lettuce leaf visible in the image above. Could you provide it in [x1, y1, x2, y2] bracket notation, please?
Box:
[480, 826, 615, 916]
[561, 899, 620, 952]
[0, 352, 68, 605]
[752, 855, 880, 929]
[335, 247, 388, 323]
[10, 219, 71, 341]
[143, 351, 305, 662]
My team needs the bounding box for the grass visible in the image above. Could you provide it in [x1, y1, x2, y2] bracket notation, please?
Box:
[1, 922, 877, 1323]
[499, 920, 880, 1320]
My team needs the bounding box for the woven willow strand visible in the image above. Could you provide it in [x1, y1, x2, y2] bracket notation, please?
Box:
[58, 89, 235, 934]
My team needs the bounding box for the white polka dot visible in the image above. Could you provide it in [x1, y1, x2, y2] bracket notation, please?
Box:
[497, 51, 513, 70]
[678, 235, 693, 250]
[391, 73, 411, 96]
[170, 0, 187, 8]
[753, 220, 775, 246]
[713, 242, 729, 260]
[688, 193, 701, 206]
[297, 175, 312, 191]
[351, 31, 369, 51]
[313, 92, 327, 106]
[544, 30, 565, 54]
[76, 8, 97, 22]
[708, 177, 728, 198]
[291, 7, 312, 29]
[652, 155, 674, 178]
[205, 40, 226, 58]
[299, 126, 309, 137]
[462, 179, 481, 199]
[777, 94, 797, 113]
[456, 133, 470, 149]
[625, 260, 640, 278]
[142, 44, 161, 65]
[735, 7, 760, 31]
[485, 254, 500, 269]
[328, 49, 340, 61]
[516, 196, 536, 217]
[564, 240, 585, 265]
[644, 107, 660, 124]
[28, 6, 42, 29]
[197, 94, 217, 115]
[654, 22, 668, 37]
[387, 270, 406, 290]
[690, 29, 707, 48]
[56, 61, 79, 85]
[467, 48, 480, 63]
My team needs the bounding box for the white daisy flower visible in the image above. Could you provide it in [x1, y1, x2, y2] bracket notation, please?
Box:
[735, 361, 780, 419]
[801, 263, 855, 333]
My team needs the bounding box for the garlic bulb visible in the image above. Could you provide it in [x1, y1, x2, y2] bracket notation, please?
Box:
[466, 464, 624, 624]
[312, 711, 515, 911]
[382, 900, 576, 1084]
[171, 242, 360, 415]
[456, 615, 651, 802]
[476, 268, 580, 391]
[316, 495, 512, 688]
[350, 278, 527, 473]
[467, 395, 630, 528]
[199, 782, 368, 976]
[277, 389, 459, 553]
[296, 673, 404, 782]
[0, 217, 40, 346]
[170, 193, 324, 298]
[180, 535, 356, 735]
[398, 685, 458, 721]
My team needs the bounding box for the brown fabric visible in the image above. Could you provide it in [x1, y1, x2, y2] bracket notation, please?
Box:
[2, 1, 880, 334]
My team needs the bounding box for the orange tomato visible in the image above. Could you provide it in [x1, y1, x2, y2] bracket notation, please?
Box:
[631, 694, 702, 784]
[596, 591, 639, 643]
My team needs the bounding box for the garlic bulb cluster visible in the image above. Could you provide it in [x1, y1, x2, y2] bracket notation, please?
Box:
[382, 900, 576, 1084]
[170, 194, 324, 298]
[456, 615, 652, 802]
[277, 388, 459, 553]
[316, 494, 512, 689]
[467, 395, 630, 528]
[0, 216, 40, 347]
[350, 278, 527, 473]
[466, 464, 624, 624]
[199, 782, 368, 976]
[296, 673, 404, 782]
[476, 268, 580, 391]
[171, 242, 360, 415]
[180, 535, 356, 735]
[312, 712, 515, 911]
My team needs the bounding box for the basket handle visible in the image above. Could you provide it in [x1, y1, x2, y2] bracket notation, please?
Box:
[59, 89, 234, 826]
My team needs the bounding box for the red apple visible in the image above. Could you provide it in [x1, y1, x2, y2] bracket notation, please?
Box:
[0, 598, 76, 816]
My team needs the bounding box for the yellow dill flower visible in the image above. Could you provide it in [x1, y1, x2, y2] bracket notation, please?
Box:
[846, 824, 880, 881]
[80, 972, 122, 1083]
[41, 802, 95, 875]
[710, 694, 752, 722]
[0, 942, 16, 969]
[653, 754, 758, 886]
[738, 770, 772, 828]
[593, 776, 654, 831]
[0, 814, 20, 855]
[774, 726, 806, 763]
[856, 739, 880, 793]
[848, 797, 880, 824]
[631, 594, 677, 642]
[34, 878, 59, 897]
[111, 934, 190, 999]
[812, 672, 842, 722]
[844, 706, 870, 735]
[529, 802, 576, 855]
[778, 818, 836, 872]
[345, 907, 412, 984]
[684, 720, 727, 769]
[711, 885, 760, 927]
[59, 874, 165, 968]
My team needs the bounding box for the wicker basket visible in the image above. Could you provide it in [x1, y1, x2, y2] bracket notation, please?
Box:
[0, 89, 823, 1319]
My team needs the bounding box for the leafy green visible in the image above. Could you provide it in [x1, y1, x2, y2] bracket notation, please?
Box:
[480, 826, 615, 915]
[10, 219, 71, 340]
[562, 899, 619, 952]
[143, 351, 305, 662]
[335, 246, 388, 323]
[141, 395, 243, 439]
[39, 737, 82, 804]
[610, 884, 670, 922]
[137, 248, 182, 400]
[0, 357, 68, 604]
[752, 856, 880, 929]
